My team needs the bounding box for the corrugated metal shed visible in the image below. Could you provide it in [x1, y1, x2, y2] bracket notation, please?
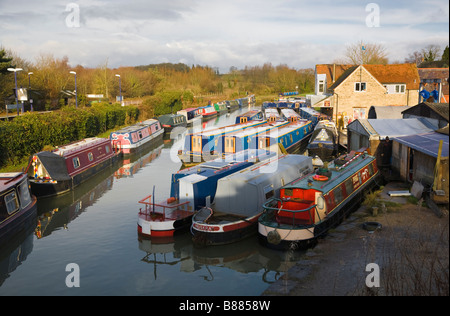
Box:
[368, 106, 410, 119]
[349, 118, 438, 139]
[392, 132, 449, 158]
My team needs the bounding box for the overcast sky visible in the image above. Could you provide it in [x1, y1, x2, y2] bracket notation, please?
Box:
[1, 0, 448, 73]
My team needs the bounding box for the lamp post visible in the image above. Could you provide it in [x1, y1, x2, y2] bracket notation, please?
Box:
[69, 71, 78, 108]
[7, 67, 23, 116]
[115, 74, 122, 105]
[28, 72, 34, 111]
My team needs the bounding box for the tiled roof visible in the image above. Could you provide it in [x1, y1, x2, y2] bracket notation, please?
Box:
[317, 63, 421, 91]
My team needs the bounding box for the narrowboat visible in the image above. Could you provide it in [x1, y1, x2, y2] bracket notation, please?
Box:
[235, 109, 264, 124]
[138, 149, 276, 239]
[158, 114, 187, 131]
[280, 108, 301, 121]
[306, 120, 339, 160]
[258, 150, 380, 250]
[223, 120, 313, 156]
[213, 102, 228, 115]
[199, 105, 218, 120]
[27, 137, 121, 198]
[236, 95, 256, 108]
[0, 172, 37, 244]
[299, 107, 329, 126]
[191, 154, 314, 246]
[110, 119, 164, 155]
[177, 107, 202, 125]
[178, 119, 268, 166]
[265, 108, 281, 121]
[225, 100, 240, 110]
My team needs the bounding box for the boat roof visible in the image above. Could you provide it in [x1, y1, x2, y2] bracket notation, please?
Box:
[213, 154, 313, 216]
[283, 153, 376, 193]
[32, 151, 71, 180]
[0, 172, 26, 192]
[192, 120, 265, 137]
[52, 137, 109, 157]
[176, 149, 277, 177]
[225, 121, 287, 138]
[111, 120, 157, 134]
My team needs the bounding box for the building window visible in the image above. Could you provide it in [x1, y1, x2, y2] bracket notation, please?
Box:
[355, 82, 366, 92]
[318, 80, 325, 93]
[384, 84, 406, 94]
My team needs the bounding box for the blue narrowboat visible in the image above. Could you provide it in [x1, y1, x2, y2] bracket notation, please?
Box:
[225, 100, 240, 110]
[265, 108, 281, 121]
[178, 120, 268, 165]
[280, 108, 302, 121]
[223, 120, 313, 155]
[177, 107, 202, 125]
[235, 109, 264, 124]
[137, 149, 276, 239]
[299, 107, 329, 126]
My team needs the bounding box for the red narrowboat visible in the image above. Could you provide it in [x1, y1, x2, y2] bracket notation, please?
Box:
[27, 137, 122, 198]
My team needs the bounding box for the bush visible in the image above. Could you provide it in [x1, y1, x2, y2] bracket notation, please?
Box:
[0, 103, 140, 169]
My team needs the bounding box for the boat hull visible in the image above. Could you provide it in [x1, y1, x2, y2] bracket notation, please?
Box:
[137, 212, 193, 238]
[192, 213, 260, 247]
[307, 143, 337, 160]
[30, 152, 121, 198]
[119, 129, 164, 155]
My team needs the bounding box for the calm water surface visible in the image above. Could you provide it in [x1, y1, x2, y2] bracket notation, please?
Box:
[0, 108, 305, 296]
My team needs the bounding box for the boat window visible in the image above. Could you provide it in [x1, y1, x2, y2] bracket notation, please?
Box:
[317, 195, 325, 210]
[368, 163, 374, 176]
[345, 178, 353, 195]
[284, 188, 293, 197]
[105, 145, 110, 154]
[138, 131, 143, 139]
[334, 186, 343, 205]
[88, 152, 94, 162]
[73, 157, 80, 169]
[5, 190, 19, 214]
[18, 180, 32, 208]
[264, 184, 274, 200]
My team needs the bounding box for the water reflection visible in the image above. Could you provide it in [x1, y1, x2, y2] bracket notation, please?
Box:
[137, 233, 304, 285]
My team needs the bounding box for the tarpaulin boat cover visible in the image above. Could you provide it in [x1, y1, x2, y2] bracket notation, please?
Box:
[213, 154, 313, 217]
[34, 151, 71, 181]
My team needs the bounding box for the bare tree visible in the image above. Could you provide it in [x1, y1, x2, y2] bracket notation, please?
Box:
[421, 44, 441, 62]
[344, 40, 389, 65]
[404, 50, 424, 66]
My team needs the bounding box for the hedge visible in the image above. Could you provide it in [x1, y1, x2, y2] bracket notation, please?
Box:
[0, 103, 139, 168]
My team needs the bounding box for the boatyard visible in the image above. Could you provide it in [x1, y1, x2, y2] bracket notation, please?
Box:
[0, 2, 448, 296]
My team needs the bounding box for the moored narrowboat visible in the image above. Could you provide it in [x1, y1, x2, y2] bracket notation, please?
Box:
[265, 108, 281, 121]
[191, 154, 314, 246]
[27, 137, 122, 198]
[1, 172, 37, 244]
[223, 120, 312, 156]
[213, 102, 228, 115]
[110, 119, 164, 155]
[235, 109, 264, 124]
[306, 120, 339, 160]
[226, 100, 240, 110]
[138, 149, 276, 239]
[258, 150, 380, 250]
[158, 114, 187, 131]
[299, 107, 329, 127]
[177, 107, 202, 125]
[178, 119, 268, 166]
[199, 105, 218, 120]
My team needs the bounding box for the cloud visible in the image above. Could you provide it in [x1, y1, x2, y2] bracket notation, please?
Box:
[0, 0, 448, 73]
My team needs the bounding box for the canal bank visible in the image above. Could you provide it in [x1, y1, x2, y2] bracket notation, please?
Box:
[262, 181, 449, 296]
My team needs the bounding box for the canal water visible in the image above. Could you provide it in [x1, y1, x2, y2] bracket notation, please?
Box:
[0, 107, 306, 296]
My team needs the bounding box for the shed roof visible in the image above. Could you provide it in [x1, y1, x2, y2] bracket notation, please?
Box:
[348, 118, 437, 138]
[393, 132, 449, 158]
[368, 106, 410, 119]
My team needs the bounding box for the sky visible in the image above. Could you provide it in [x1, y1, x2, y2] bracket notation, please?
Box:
[0, 0, 449, 73]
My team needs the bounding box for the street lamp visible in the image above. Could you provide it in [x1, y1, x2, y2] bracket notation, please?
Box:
[7, 67, 23, 116]
[69, 71, 78, 108]
[115, 74, 122, 105]
[28, 72, 34, 112]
